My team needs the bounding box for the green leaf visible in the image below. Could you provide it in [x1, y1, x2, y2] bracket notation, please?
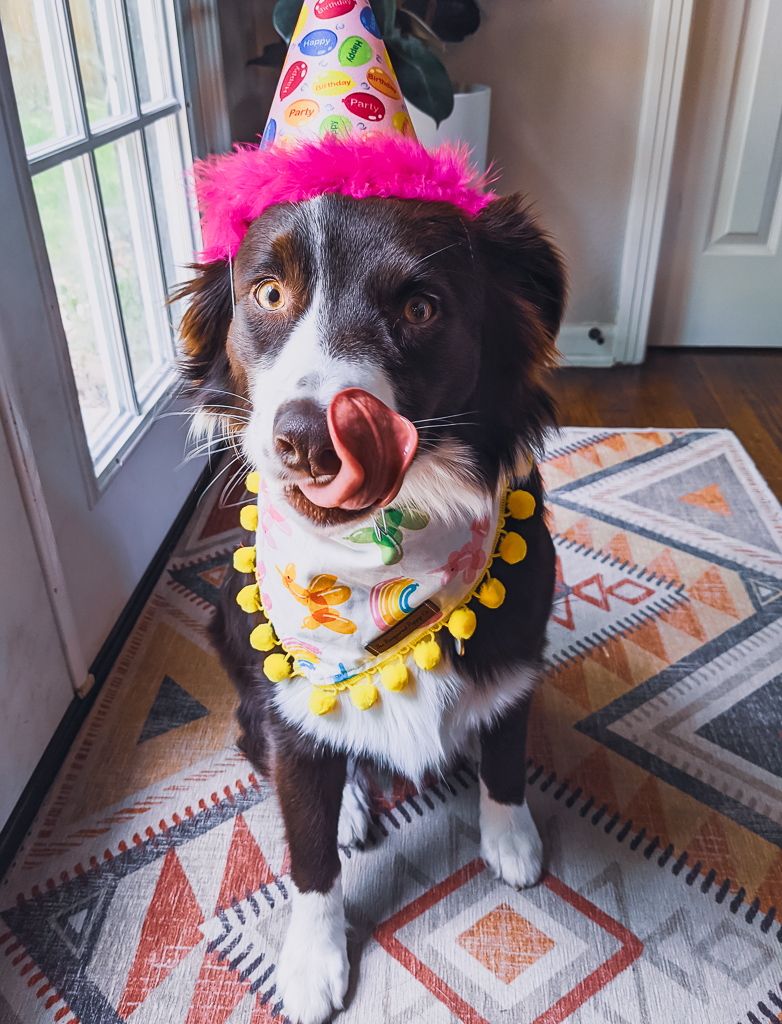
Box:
[273, 0, 303, 44]
[380, 536, 403, 565]
[370, 0, 398, 38]
[347, 528, 375, 544]
[400, 508, 430, 530]
[386, 35, 454, 124]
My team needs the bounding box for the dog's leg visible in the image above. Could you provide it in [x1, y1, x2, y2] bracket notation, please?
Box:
[338, 762, 371, 848]
[274, 738, 349, 1024]
[479, 692, 543, 889]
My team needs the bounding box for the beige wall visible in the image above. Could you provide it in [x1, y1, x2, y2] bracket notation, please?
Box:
[218, 0, 654, 326]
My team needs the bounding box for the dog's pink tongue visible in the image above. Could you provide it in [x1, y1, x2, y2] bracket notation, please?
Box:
[299, 389, 418, 510]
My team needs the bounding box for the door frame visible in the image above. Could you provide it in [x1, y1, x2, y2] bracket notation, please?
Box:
[561, 0, 695, 366]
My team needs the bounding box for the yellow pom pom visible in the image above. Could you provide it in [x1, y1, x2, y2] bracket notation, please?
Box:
[507, 489, 536, 520]
[499, 532, 527, 564]
[448, 607, 477, 640]
[380, 661, 408, 692]
[249, 623, 276, 651]
[477, 577, 506, 609]
[413, 638, 441, 670]
[245, 472, 260, 494]
[240, 504, 258, 531]
[233, 545, 256, 574]
[350, 681, 379, 710]
[236, 584, 262, 613]
[309, 689, 337, 715]
[264, 653, 292, 682]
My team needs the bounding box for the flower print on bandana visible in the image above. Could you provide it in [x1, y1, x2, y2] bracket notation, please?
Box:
[429, 516, 491, 586]
[346, 507, 429, 565]
[256, 559, 273, 610]
[259, 479, 292, 550]
[278, 563, 358, 635]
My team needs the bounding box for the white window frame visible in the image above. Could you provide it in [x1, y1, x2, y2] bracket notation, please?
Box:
[2, 0, 211, 498]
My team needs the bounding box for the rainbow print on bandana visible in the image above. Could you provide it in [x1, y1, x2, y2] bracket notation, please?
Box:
[283, 638, 321, 671]
[369, 577, 421, 632]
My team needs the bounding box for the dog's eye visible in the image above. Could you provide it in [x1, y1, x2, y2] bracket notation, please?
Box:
[255, 280, 286, 311]
[404, 297, 433, 324]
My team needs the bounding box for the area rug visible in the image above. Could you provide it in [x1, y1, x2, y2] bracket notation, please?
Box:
[1, 427, 781, 1024]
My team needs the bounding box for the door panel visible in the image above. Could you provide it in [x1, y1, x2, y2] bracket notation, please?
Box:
[650, 0, 782, 348]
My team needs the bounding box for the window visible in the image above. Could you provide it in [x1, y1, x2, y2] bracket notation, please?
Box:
[0, 0, 197, 477]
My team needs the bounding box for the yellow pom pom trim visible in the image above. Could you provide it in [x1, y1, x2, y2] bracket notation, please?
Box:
[380, 660, 408, 692]
[240, 504, 258, 531]
[236, 584, 262, 613]
[499, 532, 527, 564]
[448, 606, 477, 640]
[249, 623, 276, 651]
[309, 689, 337, 715]
[233, 545, 256, 574]
[413, 637, 441, 670]
[507, 489, 536, 520]
[264, 653, 292, 682]
[477, 577, 506, 609]
[350, 681, 379, 710]
[245, 472, 260, 494]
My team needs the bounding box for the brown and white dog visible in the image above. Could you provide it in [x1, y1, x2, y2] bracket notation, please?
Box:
[176, 188, 566, 1024]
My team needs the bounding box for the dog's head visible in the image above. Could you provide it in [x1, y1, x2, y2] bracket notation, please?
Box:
[176, 191, 566, 526]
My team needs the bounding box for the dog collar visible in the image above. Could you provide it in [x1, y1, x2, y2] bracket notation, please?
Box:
[234, 475, 537, 716]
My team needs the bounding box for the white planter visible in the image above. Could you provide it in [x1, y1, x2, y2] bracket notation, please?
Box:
[408, 84, 491, 173]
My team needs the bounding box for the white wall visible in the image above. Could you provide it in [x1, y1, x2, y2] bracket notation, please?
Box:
[444, 0, 654, 326]
[0, 419, 73, 827]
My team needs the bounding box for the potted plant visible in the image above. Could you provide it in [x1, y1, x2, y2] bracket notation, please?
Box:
[251, 0, 491, 170]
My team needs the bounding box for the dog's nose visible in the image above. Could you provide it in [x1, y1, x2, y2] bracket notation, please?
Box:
[273, 399, 341, 478]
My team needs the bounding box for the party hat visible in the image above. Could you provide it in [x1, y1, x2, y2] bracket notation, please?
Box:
[261, 0, 416, 148]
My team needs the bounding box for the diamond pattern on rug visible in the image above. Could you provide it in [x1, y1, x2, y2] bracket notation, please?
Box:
[456, 904, 556, 983]
[2, 428, 782, 1024]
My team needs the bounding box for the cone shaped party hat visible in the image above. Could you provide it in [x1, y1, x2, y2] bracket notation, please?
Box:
[262, 0, 416, 148]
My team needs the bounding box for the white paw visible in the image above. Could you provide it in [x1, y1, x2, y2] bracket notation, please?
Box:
[479, 782, 543, 890]
[338, 780, 370, 847]
[277, 880, 349, 1024]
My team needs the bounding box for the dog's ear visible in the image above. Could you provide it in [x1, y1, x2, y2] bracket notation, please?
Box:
[471, 194, 567, 474]
[171, 260, 234, 384]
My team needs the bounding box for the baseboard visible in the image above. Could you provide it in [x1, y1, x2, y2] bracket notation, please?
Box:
[0, 458, 215, 880]
[557, 324, 616, 367]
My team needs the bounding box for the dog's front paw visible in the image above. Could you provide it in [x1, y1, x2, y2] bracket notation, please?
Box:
[479, 783, 543, 890]
[338, 780, 370, 847]
[277, 882, 349, 1024]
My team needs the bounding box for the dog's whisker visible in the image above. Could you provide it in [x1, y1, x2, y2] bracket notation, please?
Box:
[196, 452, 243, 506]
[412, 410, 479, 424]
[199, 386, 252, 408]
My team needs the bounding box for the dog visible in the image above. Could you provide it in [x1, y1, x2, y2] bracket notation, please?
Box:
[175, 185, 566, 1024]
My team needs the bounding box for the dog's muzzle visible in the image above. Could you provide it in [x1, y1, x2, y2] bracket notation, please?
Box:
[285, 388, 418, 511]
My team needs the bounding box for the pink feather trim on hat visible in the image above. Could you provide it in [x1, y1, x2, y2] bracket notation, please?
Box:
[193, 135, 496, 264]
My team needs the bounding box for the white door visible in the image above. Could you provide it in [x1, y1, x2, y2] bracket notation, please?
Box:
[650, 0, 782, 348]
[0, 0, 211, 694]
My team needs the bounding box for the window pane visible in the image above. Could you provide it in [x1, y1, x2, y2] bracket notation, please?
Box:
[0, 0, 80, 155]
[70, 0, 133, 128]
[145, 115, 194, 294]
[126, 0, 173, 110]
[95, 132, 169, 395]
[32, 157, 125, 444]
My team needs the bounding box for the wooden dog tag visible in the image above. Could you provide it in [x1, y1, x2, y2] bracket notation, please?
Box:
[364, 600, 440, 656]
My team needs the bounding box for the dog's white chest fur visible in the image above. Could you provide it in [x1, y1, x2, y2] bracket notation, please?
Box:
[271, 660, 537, 781]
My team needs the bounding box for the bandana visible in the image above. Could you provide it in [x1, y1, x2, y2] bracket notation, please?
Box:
[233, 476, 538, 716]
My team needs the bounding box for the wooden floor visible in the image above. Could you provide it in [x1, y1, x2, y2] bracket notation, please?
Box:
[553, 347, 782, 502]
